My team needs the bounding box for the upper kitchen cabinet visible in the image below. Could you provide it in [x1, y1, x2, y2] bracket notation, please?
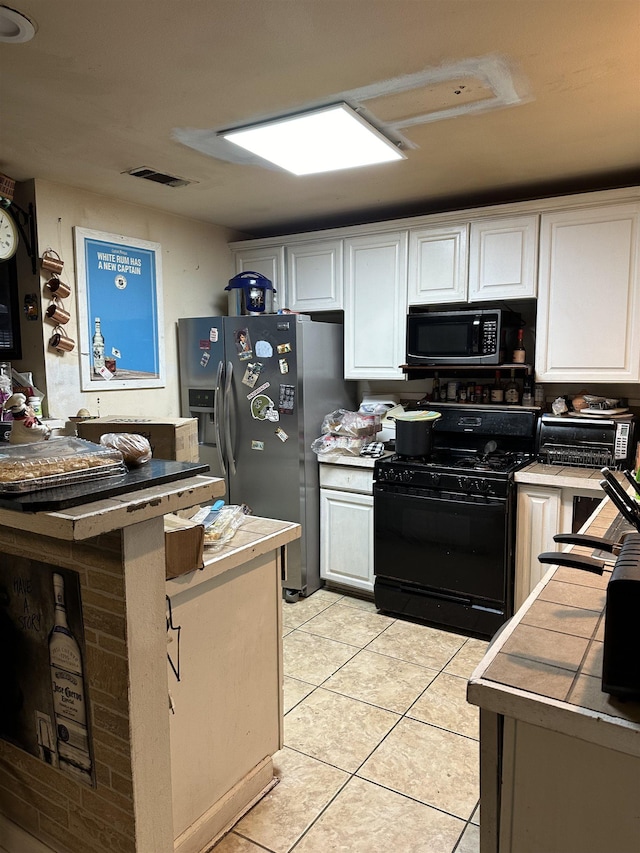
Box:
[343, 232, 408, 380]
[407, 214, 538, 307]
[286, 239, 343, 312]
[233, 245, 286, 310]
[536, 202, 640, 382]
[468, 214, 538, 301]
[407, 224, 468, 305]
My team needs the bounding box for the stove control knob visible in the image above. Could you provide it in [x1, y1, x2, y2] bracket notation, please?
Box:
[425, 472, 441, 486]
[477, 480, 491, 493]
[457, 476, 472, 492]
[401, 470, 413, 482]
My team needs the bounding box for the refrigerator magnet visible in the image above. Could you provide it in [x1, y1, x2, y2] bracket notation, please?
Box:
[255, 340, 272, 358]
[242, 361, 263, 388]
[200, 351, 210, 367]
[278, 358, 289, 374]
[210, 327, 218, 342]
[278, 384, 295, 414]
[275, 427, 288, 442]
[277, 342, 292, 354]
[250, 394, 277, 421]
[234, 328, 253, 360]
[199, 339, 211, 350]
[251, 440, 264, 451]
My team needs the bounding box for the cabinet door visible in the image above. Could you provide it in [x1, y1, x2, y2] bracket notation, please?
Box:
[344, 232, 408, 380]
[536, 203, 640, 381]
[514, 485, 560, 610]
[286, 239, 343, 311]
[320, 487, 374, 593]
[408, 224, 468, 305]
[469, 215, 539, 301]
[233, 246, 285, 310]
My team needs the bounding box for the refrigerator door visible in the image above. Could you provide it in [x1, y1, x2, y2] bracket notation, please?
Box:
[177, 317, 226, 481]
[223, 315, 355, 596]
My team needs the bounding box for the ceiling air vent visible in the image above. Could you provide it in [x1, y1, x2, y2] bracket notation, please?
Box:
[123, 167, 194, 188]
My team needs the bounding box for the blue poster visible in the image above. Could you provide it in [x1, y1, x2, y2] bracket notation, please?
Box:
[74, 229, 165, 390]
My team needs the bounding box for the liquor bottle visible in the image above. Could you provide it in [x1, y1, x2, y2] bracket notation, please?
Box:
[49, 573, 92, 779]
[521, 370, 534, 407]
[512, 328, 526, 364]
[92, 318, 105, 375]
[432, 372, 440, 401]
[490, 370, 504, 403]
[505, 369, 520, 404]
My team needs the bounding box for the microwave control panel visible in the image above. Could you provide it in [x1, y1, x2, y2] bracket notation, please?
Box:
[481, 319, 498, 355]
[615, 421, 632, 459]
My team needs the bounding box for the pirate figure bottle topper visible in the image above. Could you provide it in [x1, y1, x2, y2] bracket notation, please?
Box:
[3, 393, 51, 444]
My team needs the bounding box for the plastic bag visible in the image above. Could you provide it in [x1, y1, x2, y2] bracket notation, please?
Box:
[320, 409, 381, 438]
[311, 433, 370, 458]
[203, 504, 252, 550]
[99, 433, 152, 467]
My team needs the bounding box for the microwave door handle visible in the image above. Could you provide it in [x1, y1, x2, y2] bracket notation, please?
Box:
[224, 360, 237, 476]
[214, 359, 226, 479]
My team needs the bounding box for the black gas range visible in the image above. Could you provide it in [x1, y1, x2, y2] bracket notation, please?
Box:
[373, 405, 538, 639]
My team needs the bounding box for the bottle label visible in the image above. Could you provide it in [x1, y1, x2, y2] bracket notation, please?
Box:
[512, 350, 526, 364]
[491, 389, 504, 402]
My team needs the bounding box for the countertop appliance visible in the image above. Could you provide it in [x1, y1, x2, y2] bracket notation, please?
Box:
[374, 404, 538, 638]
[406, 308, 521, 366]
[178, 314, 355, 597]
[536, 413, 637, 469]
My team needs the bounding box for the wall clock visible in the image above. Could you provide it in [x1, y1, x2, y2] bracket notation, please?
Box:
[0, 207, 19, 261]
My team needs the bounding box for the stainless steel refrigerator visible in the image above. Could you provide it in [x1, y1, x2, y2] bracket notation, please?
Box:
[177, 314, 356, 597]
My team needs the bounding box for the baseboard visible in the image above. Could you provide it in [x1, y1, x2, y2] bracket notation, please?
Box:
[173, 756, 276, 853]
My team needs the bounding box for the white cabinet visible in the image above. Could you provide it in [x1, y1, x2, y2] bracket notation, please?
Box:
[514, 484, 561, 610]
[407, 214, 538, 307]
[343, 232, 408, 380]
[233, 245, 285, 310]
[320, 463, 375, 593]
[515, 482, 604, 610]
[468, 214, 538, 301]
[407, 224, 468, 305]
[536, 202, 640, 382]
[286, 239, 343, 311]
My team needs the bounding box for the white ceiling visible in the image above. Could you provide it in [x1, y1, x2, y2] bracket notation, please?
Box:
[1, 0, 639, 237]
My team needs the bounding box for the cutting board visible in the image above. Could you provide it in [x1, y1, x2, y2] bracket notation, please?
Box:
[0, 459, 210, 512]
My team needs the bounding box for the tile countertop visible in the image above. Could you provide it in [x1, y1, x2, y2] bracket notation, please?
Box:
[515, 461, 625, 490]
[318, 450, 393, 469]
[467, 497, 640, 758]
[167, 515, 301, 590]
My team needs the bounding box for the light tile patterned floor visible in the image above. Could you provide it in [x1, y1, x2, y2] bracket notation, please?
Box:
[212, 589, 487, 853]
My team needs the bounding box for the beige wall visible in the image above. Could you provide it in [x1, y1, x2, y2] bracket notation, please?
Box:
[15, 180, 244, 421]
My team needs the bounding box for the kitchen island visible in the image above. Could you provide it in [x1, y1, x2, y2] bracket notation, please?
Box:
[468, 496, 640, 853]
[0, 473, 300, 853]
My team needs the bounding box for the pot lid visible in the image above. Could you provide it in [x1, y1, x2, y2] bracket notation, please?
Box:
[390, 410, 442, 422]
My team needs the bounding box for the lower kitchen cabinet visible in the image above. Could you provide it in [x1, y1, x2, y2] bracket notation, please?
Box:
[319, 462, 375, 593]
[515, 480, 604, 609]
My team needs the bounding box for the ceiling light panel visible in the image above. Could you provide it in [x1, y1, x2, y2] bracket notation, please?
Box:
[222, 104, 405, 176]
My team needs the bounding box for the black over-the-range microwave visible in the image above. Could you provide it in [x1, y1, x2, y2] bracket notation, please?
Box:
[406, 308, 521, 366]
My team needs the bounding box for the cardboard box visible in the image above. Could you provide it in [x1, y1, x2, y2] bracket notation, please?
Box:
[77, 417, 199, 462]
[164, 513, 205, 579]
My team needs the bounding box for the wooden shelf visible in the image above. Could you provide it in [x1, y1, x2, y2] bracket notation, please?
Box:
[401, 363, 534, 376]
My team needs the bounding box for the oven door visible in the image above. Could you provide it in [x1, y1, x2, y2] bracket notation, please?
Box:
[374, 483, 514, 610]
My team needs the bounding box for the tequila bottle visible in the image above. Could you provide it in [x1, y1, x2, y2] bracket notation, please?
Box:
[92, 318, 105, 375]
[49, 573, 92, 778]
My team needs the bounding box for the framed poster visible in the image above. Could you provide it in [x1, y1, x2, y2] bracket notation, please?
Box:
[74, 228, 165, 390]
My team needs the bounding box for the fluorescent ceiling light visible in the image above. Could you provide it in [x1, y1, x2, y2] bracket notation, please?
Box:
[221, 103, 405, 175]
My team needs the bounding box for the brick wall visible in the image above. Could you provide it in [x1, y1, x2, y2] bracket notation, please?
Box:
[0, 525, 136, 853]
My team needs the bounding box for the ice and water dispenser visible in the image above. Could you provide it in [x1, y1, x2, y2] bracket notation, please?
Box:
[187, 387, 216, 447]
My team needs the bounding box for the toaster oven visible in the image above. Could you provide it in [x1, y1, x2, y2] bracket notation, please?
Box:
[536, 414, 637, 470]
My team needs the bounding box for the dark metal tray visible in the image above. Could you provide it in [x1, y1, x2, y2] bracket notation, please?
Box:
[0, 459, 211, 512]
